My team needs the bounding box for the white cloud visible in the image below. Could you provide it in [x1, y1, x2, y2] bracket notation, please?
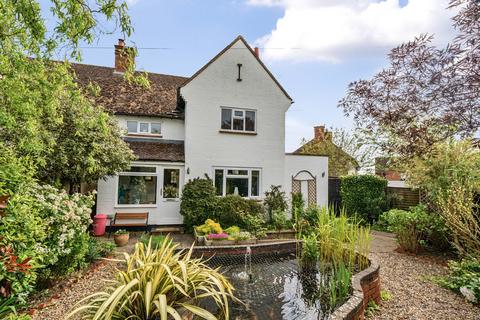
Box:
[249, 0, 455, 62]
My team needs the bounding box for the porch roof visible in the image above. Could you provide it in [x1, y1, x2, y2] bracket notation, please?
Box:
[124, 138, 185, 162]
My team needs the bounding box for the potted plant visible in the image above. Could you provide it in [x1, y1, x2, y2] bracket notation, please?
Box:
[235, 231, 256, 245]
[164, 185, 178, 199]
[114, 229, 129, 247]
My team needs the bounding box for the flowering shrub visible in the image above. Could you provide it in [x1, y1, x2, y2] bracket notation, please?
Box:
[206, 233, 229, 240]
[195, 219, 223, 235]
[0, 182, 94, 295]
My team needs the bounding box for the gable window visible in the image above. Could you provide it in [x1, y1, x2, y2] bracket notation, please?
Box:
[117, 166, 157, 205]
[220, 108, 256, 132]
[126, 121, 162, 136]
[214, 168, 260, 198]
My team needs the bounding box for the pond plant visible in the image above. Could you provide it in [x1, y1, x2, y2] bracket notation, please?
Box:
[68, 237, 237, 319]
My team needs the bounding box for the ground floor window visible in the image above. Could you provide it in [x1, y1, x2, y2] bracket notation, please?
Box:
[117, 166, 157, 205]
[214, 168, 261, 198]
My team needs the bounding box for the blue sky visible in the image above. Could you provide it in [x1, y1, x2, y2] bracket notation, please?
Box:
[46, 0, 455, 151]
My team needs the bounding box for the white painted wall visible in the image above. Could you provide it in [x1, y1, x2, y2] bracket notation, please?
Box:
[181, 38, 292, 197]
[284, 154, 329, 207]
[96, 161, 185, 225]
[115, 115, 185, 141]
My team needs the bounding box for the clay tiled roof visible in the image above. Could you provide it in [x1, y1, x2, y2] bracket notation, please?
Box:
[124, 138, 184, 162]
[70, 63, 187, 118]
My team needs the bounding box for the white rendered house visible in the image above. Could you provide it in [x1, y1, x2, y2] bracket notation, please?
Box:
[74, 36, 328, 226]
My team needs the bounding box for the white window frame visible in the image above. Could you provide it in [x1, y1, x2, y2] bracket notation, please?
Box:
[220, 107, 256, 133]
[126, 121, 162, 136]
[116, 165, 158, 207]
[213, 167, 261, 198]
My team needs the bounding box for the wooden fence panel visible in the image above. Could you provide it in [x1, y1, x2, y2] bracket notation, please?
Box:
[387, 187, 420, 210]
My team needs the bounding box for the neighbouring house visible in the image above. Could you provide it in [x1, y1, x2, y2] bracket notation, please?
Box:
[293, 126, 358, 177]
[73, 36, 328, 227]
[375, 157, 406, 188]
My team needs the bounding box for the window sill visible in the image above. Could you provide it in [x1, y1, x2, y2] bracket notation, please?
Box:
[219, 130, 257, 135]
[162, 198, 180, 202]
[114, 204, 158, 208]
[127, 133, 163, 138]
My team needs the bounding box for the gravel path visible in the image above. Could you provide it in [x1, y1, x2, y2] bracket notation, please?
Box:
[369, 231, 480, 320]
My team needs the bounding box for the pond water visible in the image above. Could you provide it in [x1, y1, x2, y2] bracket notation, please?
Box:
[207, 251, 341, 320]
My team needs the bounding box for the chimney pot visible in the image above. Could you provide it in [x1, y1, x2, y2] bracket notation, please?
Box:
[117, 38, 125, 47]
[254, 47, 260, 58]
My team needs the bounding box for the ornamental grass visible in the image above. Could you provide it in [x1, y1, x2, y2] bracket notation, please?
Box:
[67, 237, 237, 320]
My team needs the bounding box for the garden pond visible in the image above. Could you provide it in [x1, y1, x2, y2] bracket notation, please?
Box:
[206, 250, 350, 320]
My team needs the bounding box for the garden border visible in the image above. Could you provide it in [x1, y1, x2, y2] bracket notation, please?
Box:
[331, 256, 381, 320]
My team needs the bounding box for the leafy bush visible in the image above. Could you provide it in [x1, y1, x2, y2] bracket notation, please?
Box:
[85, 238, 115, 262]
[242, 214, 267, 238]
[214, 195, 264, 229]
[405, 140, 480, 258]
[224, 226, 240, 236]
[0, 245, 34, 306]
[379, 205, 448, 253]
[195, 219, 223, 235]
[436, 258, 480, 304]
[139, 234, 166, 249]
[264, 185, 287, 222]
[272, 210, 289, 231]
[0, 183, 94, 294]
[340, 175, 388, 223]
[68, 237, 237, 319]
[180, 177, 217, 232]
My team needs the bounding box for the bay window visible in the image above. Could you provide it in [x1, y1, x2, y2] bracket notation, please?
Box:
[214, 168, 261, 198]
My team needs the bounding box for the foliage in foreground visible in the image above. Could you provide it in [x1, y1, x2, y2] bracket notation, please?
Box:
[379, 205, 448, 253]
[68, 238, 237, 319]
[0, 182, 94, 302]
[406, 140, 480, 258]
[436, 258, 480, 304]
[340, 175, 388, 223]
[299, 207, 371, 273]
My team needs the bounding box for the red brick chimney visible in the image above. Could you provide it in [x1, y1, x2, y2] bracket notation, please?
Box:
[254, 47, 260, 58]
[313, 126, 333, 141]
[114, 39, 135, 73]
[314, 126, 326, 141]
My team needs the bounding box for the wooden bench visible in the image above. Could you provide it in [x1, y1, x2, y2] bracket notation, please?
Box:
[110, 212, 149, 234]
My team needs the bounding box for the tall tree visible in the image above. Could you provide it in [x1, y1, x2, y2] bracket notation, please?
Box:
[0, 1, 138, 189]
[339, 0, 480, 159]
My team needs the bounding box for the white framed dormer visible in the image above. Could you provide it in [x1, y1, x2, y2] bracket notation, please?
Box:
[219, 107, 257, 135]
[213, 166, 262, 199]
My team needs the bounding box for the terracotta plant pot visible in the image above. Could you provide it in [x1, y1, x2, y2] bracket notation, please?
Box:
[114, 233, 129, 247]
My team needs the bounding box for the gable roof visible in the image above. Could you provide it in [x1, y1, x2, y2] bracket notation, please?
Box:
[181, 35, 293, 102]
[71, 63, 187, 118]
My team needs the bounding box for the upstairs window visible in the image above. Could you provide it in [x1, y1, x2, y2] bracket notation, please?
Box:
[127, 121, 161, 135]
[221, 108, 256, 132]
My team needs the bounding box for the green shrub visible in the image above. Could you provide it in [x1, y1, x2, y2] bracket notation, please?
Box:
[242, 214, 267, 238]
[272, 210, 289, 231]
[85, 238, 115, 262]
[214, 195, 264, 229]
[379, 205, 447, 253]
[0, 182, 94, 296]
[224, 226, 240, 236]
[264, 185, 287, 222]
[139, 234, 166, 249]
[436, 258, 480, 304]
[340, 175, 388, 223]
[180, 177, 217, 232]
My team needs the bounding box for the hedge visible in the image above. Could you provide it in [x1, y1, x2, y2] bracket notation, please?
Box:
[340, 174, 388, 223]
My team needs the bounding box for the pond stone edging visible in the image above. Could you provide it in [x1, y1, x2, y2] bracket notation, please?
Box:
[331, 257, 381, 320]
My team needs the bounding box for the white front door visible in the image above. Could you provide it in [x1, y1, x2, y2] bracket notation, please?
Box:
[154, 165, 184, 225]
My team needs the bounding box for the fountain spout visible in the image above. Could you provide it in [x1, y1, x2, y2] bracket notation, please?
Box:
[245, 246, 253, 282]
